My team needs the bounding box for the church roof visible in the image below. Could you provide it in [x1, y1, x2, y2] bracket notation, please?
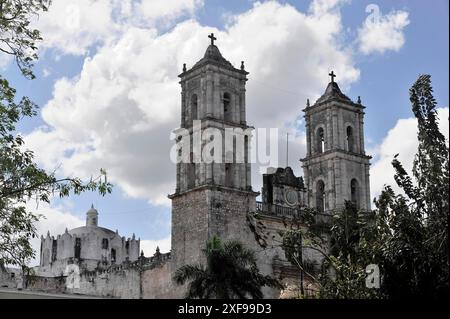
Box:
[315, 81, 352, 104]
[180, 33, 247, 76]
[193, 44, 235, 70]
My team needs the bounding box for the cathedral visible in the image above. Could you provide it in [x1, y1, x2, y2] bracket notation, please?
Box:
[1, 34, 371, 298]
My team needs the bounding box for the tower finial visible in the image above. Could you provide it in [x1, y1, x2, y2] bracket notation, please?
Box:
[91, 203, 94, 209]
[329, 70, 336, 83]
[183, 63, 186, 72]
[357, 96, 362, 104]
[241, 61, 245, 71]
[208, 33, 217, 45]
[306, 98, 310, 107]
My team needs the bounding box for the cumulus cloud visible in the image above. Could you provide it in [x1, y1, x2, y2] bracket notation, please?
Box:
[357, 7, 410, 55]
[24, 0, 361, 208]
[34, 0, 204, 56]
[370, 107, 449, 201]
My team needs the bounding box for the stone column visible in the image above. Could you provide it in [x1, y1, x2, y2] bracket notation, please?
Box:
[359, 113, 366, 154]
[206, 71, 213, 118]
[332, 108, 339, 149]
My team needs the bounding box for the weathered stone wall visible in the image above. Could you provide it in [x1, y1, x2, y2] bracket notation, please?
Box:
[0, 267, 22, 289]
[27, 264, 141, 298]
[141, 260, 180, 299]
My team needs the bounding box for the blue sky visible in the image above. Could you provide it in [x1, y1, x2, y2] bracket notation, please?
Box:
[1, 0, 448, 261]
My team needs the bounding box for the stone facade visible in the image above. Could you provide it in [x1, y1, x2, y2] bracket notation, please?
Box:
[301, 81, 371, 212]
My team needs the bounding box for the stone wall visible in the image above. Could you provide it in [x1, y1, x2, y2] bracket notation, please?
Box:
[141, 260, 180, 299]
[26, 263, 141, 298]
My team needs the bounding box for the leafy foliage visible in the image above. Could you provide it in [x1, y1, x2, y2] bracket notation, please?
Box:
[0, 0, 51, 79]
[1, 0, 113, 269]
[174, 237, 282, 299]
[248, 75, 449, 299]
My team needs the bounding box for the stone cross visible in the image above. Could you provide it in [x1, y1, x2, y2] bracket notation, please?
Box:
[208, 33, 217, 45]
[329, 70, 336, 83]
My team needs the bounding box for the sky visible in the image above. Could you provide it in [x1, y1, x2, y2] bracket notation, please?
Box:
[1, 0, 448, 265]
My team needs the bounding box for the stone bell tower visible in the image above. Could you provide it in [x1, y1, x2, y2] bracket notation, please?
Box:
[170, 34, 258, 272]
[301, 71, 371, 212]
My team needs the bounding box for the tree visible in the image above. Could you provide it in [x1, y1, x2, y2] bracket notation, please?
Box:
[174, 237, 282, 299]
[1, 0, 51, 79]
[1, 0, 113, 269]
[373, 74, 449, 298]
[248, 75, 449, 299]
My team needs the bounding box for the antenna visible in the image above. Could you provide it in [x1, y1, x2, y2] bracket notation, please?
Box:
[286, 132, 289, 168]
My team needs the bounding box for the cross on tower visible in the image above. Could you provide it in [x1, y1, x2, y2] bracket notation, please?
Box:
[329, 70, 336, 83]
[208, 33, 217, 45]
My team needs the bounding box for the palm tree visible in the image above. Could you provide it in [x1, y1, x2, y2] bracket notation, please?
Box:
[174, 236, 281, 299]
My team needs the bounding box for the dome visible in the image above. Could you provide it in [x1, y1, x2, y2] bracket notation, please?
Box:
[87, 205, 98, 214]
[68, 226, 116, 238]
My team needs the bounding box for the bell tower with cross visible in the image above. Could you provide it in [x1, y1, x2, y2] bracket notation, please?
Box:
[301, 71, 372, 212]
[169, 34, 259, 277]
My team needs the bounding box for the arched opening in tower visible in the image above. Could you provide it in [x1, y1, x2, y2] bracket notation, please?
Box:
[317, 128, 325, 153]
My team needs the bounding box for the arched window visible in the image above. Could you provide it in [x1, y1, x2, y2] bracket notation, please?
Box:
[102, 238, 109, 250]
[350, 179, 359, 208]
[74, 238, 81, 259]
[316, 127, 325, 153]
[223, 92, 232, 122]
[191, 94, 198, 125]
[316, 180, 325, 212]
[346, 126, 354, 152]
[111, 249, 116, 263]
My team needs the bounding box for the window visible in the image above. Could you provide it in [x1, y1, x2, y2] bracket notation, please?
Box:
[346, 126, 354, 152]
[316, 180, 325, 212]
[191, 94, 198, 125]
[223, 92, 232, 122]
[74, 238, 81, 259]
[52, 239, 57, 262]
[317, 127, 325, 153]
[351, 179, 359, 208]
[111, 249, 116, 263]
[102, 238, 109, 250]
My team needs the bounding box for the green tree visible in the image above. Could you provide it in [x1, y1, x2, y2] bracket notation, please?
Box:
[373, 74, 449, 298]
[174, 237, 282, 299]
[1, 0, 51, 79]
[250, 75, 449, 299]
[1, 0, 113, 269]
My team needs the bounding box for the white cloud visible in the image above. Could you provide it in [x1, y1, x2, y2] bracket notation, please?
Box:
[24, 1, 361, 207]
[140, 236, 171, 256]
[370, 107, 449, 201]
[137, 0, 203, 22]
[34, 0, 204, 56]
[357, 9, 410, 55]
[35, 0, 118, 55]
